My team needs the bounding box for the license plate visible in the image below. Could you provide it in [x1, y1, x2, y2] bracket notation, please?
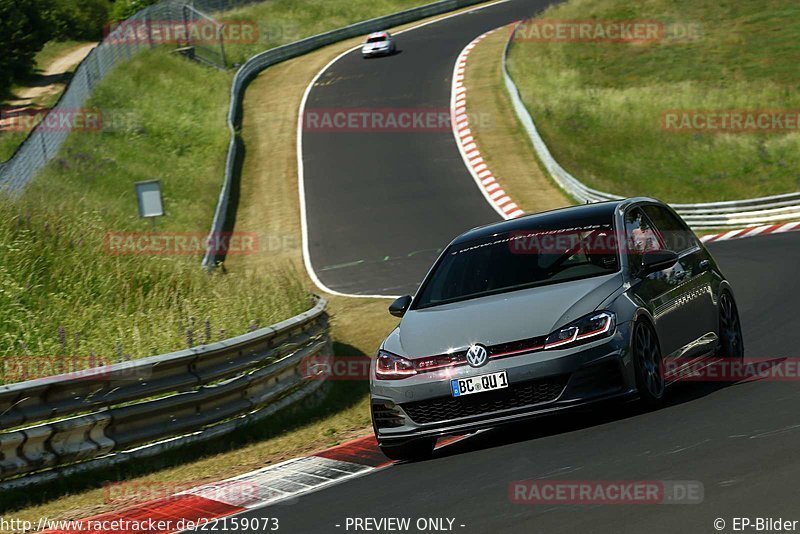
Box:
[451, 371, 508, 397]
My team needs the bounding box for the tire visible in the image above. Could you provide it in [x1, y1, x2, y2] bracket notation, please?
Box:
[717, 291, 744, 360]
[632, 320, 665, 406]
[379, 438, 435, 462]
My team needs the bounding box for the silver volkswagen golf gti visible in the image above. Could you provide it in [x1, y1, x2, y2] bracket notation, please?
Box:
[370, 198, 743, 460]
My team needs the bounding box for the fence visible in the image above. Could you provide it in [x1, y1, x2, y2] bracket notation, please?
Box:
[4, 0, 800, 237]
[183, 4, 228, 68]
[0, 0, 249, 195]
[502, 22, 800, 229]
[0, 0, 493, 262]
[0, 296, 330, 490]
[193, 0, 499, 268]
[0, 0, 506, 490]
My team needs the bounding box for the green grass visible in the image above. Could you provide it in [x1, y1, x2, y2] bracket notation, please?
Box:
[507, 0, 800, 202]
[218, 0, 432, 64]
[0, 0, 434, 161]
[0, 1, 508, 520]
[0, 132, 26, 162]
[0, 49, 307, 381]
[0, 0, 440, 381]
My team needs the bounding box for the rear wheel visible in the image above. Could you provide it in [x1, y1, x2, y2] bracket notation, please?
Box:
[379, 438, 435, 462]
[633, 321, 665, 405]
[718, 292, 744, 360]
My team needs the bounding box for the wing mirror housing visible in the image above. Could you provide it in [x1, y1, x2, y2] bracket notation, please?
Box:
[389, 295, 412, 318]
[641, 249, 679, 274]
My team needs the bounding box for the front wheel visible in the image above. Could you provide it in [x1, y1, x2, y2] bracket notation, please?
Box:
[633, 321, 665, 406]
[379, 437, 435, 462]
[718, 291, 744, 360]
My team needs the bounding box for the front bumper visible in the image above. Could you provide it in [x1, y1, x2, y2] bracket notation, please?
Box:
[371, 322, 636, 445]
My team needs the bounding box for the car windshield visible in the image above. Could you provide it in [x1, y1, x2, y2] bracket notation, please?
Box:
[414, 219, 619, 308]
[366, 35, 387, 43]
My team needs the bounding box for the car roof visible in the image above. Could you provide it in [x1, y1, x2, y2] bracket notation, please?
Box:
[451, 199, 660, 246]
[367, 32, 390, 39]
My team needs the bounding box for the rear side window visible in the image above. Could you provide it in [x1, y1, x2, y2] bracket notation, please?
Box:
[642, 205, 698, 253]
[624, 208, 663, 255]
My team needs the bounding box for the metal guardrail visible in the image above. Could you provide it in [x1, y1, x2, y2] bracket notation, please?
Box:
[183, 4, 228, 69]
[201, 0, 493, 268]
[0, 0, 498, 489]
[0, 0, 254, 194]
[502, 23, 800, 229]
[0, 297, 330, 487]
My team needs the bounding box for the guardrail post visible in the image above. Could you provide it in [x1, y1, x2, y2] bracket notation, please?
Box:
[50, 414, 111, 463]
[0, 431, 29, 479]
[20, 425, 57, 470]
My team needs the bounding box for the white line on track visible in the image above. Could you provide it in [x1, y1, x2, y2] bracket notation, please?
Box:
[449, 28, 527, 220]
[296, 0, 512, 299]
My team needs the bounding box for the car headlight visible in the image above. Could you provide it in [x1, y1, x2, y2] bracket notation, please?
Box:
[544, 311, 615, 350]
[375, 350, 417, 380]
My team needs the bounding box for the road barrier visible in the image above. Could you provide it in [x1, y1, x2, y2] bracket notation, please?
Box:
[0, 0, 239, 195]
[201, 0, 497, 268]
[0, 297, 330, 490]
[502, 22, 800, 229]
[0, 0, 496, 490]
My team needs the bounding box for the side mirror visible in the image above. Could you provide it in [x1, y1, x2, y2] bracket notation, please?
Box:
[641, 249, 679, 274]
[389, 295, 412, 318]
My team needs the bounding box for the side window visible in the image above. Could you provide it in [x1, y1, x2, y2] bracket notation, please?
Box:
[625, 208, 662, 252]
[624, 208, 663, 271]
[642, 205, 698, 253]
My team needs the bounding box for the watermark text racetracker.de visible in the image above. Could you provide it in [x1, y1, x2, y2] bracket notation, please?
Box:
[302, 108, 493, 132]
[509, 480, 704, 505]
[513, 19, 703, 43]
[661, 109, 800, 134]
[0, 108, 102, 132]
[0, 516, 279, 533]
[104, 19, 259, 45]
[665, 357, 800, 383]
[0, 354, 150, 383]
[300, 354, 372, 381]
[104, 480, 259, 505]
[104, 232, 258, 256]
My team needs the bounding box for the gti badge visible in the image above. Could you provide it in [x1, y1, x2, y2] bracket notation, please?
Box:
[466, 344, 488, 368]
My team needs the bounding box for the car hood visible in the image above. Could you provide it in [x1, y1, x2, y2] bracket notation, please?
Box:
[363, 42, 389, 50]
[384, 272, 623, 358]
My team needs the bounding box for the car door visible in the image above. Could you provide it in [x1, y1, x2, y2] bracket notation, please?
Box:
[624, 207, 697, 360]
[642, 204, 717, 357]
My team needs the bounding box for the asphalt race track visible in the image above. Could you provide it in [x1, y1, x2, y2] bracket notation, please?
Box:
[244, 233, 800, 532]
[301, 0, 560, 297]
[286, 0, 800, 531]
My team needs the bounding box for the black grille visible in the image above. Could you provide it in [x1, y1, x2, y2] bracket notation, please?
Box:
[488, 335, 546, 357]
[566, 360, 624, 396]
[401, 375, 569, 425]
[371, 402, 404, 429]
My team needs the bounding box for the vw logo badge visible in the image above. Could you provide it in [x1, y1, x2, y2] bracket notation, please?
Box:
[466, 344, 488, 368]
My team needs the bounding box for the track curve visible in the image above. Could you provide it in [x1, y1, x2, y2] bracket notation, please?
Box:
[281, 1, 800, 532]
[243, 234, 800, 532]
[300, 0, 557, 297]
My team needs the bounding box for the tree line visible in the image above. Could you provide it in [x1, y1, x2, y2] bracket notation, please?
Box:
[0, 0, 160, 98]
